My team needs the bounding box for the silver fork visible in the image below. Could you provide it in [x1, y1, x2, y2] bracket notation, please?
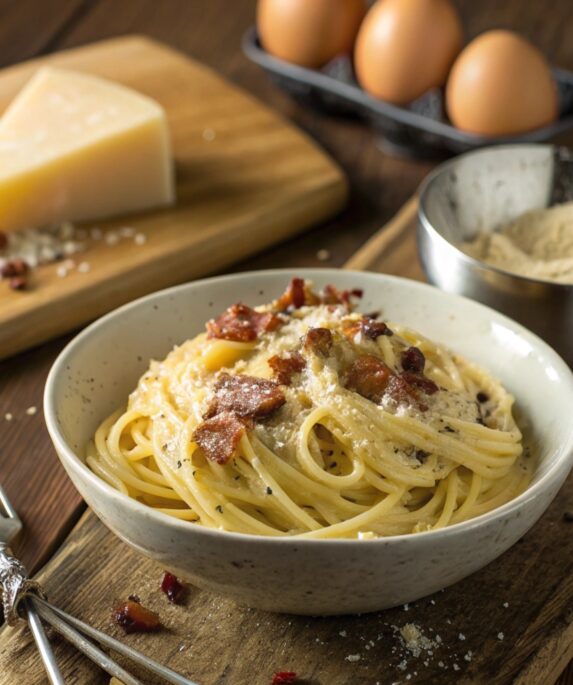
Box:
[0, 486, 65, 684]
[0, 485, 200, 685]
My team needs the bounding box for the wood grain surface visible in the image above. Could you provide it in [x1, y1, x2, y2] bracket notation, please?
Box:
[0, 35, 347, 359]
[2, 200, 573, 685]
[1, 0, 573, 683]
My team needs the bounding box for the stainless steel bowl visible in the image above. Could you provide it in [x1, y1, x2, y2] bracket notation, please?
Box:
[417, 144, 573, 366]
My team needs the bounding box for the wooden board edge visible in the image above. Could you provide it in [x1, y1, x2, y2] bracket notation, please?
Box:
[512, 616, 573, 685]
[0, 174, 347, 360]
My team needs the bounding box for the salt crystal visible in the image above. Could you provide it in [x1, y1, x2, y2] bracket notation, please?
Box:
[316, 249, 331, 262]
[497, 632, 504, 641]
[4, 413, 13, 421]
[134, 233, 147, 246]
[78, 261, 91, 273]
[56, 265, 68, 278]
[345, 654, 360, 662]
[105, 232, 119, 246]
[25, 406, 37, 416]
[119, 226, 135, 238]
[503, 602, 509, 608]
[458, 633, 466, 641]
[453, 664, 460, 671]
[202, 128, 216, 142]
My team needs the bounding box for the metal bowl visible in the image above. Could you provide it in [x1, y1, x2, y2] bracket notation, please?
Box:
[417, 144, 573, 366]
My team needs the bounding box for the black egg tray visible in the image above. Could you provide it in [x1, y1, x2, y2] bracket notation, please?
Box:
[243, 27, 573, 158]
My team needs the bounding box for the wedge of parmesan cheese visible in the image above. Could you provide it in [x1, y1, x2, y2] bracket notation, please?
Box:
[0, 67, 174, 232]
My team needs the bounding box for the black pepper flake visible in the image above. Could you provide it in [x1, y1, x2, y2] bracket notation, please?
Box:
[234, 475, 241, 481]
[563, 511, 573, 522]
[477, 392, 489, 403]
[415, 450, 430, 463]
[176, 460, 182, 469]
[162, 443, 168, 451]
[215, 505, 223, 514]
[476, 417, 486, 426]
[193, 470, 197, 477]
[329, 461, 338, 469]
[266, 487, 273, 495]
[443, 425, 456, 433]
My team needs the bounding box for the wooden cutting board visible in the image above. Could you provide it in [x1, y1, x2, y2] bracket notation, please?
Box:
[2, 198, 573, 685]
[0, 35, 347, 359]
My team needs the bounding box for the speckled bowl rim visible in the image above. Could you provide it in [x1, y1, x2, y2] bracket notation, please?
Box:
[418, 143, 573, 291]
[44, 268, 573, 547]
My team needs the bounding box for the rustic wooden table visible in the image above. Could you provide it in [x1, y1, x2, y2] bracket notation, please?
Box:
[1, 0, 573, 682]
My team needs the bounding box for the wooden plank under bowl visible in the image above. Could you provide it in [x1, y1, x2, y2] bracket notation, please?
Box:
[0, 35, 347, 359]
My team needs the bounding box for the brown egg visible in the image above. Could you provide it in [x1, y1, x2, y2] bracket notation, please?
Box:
[354, 0, 463, 105]
[257, 0, 367, 69]
[446, 30, 558, 136]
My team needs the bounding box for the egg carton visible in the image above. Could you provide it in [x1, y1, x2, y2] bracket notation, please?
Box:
[243, 27, 573, 158]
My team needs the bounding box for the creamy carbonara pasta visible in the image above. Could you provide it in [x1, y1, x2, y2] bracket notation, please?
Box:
[87, 279, 529, 539]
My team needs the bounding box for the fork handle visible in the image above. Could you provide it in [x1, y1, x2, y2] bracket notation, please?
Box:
[23, 598, 66, 685]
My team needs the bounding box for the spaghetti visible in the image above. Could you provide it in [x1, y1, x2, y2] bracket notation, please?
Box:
[87, 279, 530, 539]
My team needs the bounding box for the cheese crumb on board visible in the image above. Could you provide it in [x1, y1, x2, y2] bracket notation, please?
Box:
[0, 67, 175, 233]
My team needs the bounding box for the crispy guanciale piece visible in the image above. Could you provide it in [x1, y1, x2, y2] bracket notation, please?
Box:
[160, 571, 186, 604]
[275, 277, 308, 311]
[206, 303, 281, 342]
[268, 352, 306, 385]
[385, 374, 418, 405]
[206, 373, 286, 420]
[344, 317, 393, 341]
[401, 371, 439, 395]
[193, 411, 247, 464]
[401, 346, 426, 374]
[112, 598, 161, 634]
[320, 284, 363, 306]
[344, 354, 393, 403]
[303, 327, 333, 356]
[272, 673, 298, 685]
[1, 258, 28, 279]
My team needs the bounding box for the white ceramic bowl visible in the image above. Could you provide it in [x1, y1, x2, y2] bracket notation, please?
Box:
[45, 269, 573, 615]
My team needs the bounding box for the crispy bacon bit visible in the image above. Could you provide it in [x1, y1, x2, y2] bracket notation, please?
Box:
[345, 317, 394, 341]
[272, 672, 297, 685]
[193, 411, 246, 464]
[9, 276, 27, 291]
[275, 277, 308, 311]
[112, 598, 161, 634]
[1, 258, 28, 279]
[206, 303, 281, 342]
[401, 346, 426, 374]
[268, 352, 305, 385]
[161, 571, 186, 604]
[385, 374, 418, 405]
[320, 284, 363, 306]
[206, 374, 286, 420]
[303, 327, 333, 356]
[344, 355, 393, 403]
[401, 372, 438, 395]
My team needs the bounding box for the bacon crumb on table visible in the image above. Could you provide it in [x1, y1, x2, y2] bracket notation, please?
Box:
[271, 672, 297, 684]
[112, 597, 161, 634]
[206, 303, 281, 342]
[160, 571, 187, 604]
[193, 411, 246, 464]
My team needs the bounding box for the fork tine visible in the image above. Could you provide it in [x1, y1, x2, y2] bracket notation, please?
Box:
[0, 485, 20, 522]
[33, 597, 200, 685]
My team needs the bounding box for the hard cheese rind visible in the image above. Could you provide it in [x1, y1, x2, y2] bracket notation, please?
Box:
[0, 67, 175, 232]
